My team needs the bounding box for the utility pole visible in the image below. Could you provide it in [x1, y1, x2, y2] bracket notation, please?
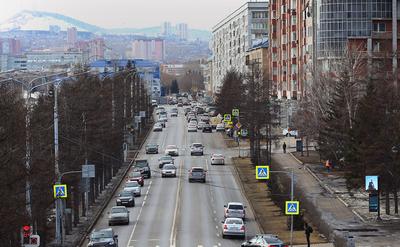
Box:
[54, 81, 62, 246]
[393, 0, 398, 93]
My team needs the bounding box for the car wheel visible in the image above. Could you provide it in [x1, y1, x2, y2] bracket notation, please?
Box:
[222, 234, 225, 239]
[108, 222, 112, 226]
[201, 152, 204, 155]
[203, 179, 206, 183]
[162, 175, 164, 178]
[189, 179, 192, 183]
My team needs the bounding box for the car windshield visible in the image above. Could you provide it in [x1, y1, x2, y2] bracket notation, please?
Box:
[161, 156, 172, 161]
[111, 207, 127, 213]
[91, 230, 113, 239]
[167, 145, 177, 149]
[213, 154, 223, 158]
[147, 144, 157, 148]
[120, 191, 132, 197]
[163, 164, 176, 169]
[135, 161, 148, 167]
[228, 204, 244, 210]
[192, 144, 203, 148]
[126, 182, 139, 187]
[226, 218, 243, 224]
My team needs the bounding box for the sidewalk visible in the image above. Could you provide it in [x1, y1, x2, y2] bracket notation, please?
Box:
[272, 149, 400, 246]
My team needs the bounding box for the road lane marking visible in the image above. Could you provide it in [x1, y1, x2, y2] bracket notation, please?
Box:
[127, 180, 152, 247]
[170, 159, 183, 247]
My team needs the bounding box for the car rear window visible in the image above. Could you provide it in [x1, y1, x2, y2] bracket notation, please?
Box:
[126, 182, 139, 187]
[228, 204, 244, 210]
[163, 164, 175, 169]
[192, 168, 204, 172]
[130, 172, 141, 177]
[120, 191, 132, 197]
[111, 207, 127, 213]
[226, 218, 243, 224]
[193, 144, 203, 148]
[135, 161, 148, 167]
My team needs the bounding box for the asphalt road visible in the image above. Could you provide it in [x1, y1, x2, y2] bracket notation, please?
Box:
[82, 105, 261, 247]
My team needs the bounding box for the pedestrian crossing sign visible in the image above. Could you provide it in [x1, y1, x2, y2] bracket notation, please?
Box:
[255, 166, 270, 179]
[285, 201, 300, 215]
[53, 184, 67, 199]
[223, 114, 232, 122]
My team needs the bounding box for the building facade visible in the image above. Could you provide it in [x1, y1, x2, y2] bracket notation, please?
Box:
[160, 64, 186, 76]
[90, 59, 161, 100]
[246, 39, 270, 79]
[131, 39, 165, 62]
[268, 0, 310, 100]
[67, 27, 77, 47]
[211, 1, 269, 94]
[176, 23, 189, 40]
[26, 51, 84, 70]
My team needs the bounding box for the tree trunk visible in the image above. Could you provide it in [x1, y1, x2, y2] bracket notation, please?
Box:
[386, 183, 391, 215]
[394, 183, 398, 214]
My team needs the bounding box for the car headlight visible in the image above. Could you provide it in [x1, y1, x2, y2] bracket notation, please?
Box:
[116, 199, 121, 202]
[129, 198, 133, 201]
[107, 240, 114, 245]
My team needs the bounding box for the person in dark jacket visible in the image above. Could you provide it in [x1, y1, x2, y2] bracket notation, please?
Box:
[282, 142, 287, 153]
[304, 222, 313, 247]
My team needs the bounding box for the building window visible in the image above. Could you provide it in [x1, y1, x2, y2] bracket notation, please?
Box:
[282, 34, 287, 44]
[291, 15, 297, 25]
[373, 41, 381, 52]
[291, 32, 297, 41]
[373, 23, 386, 32]
[252, 11, 268, 19]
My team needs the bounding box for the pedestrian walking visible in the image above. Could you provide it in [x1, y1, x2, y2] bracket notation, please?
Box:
[325, 159, 331, 172]
[304, 222, 313, 247]
[282, 142, 287, 153]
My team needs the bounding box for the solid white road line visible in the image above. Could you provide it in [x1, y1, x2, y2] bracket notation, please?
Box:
[126, 180, 152, 247]
[169, 159, 183, 247]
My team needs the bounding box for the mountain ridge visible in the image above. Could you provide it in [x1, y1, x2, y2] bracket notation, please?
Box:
[0, 10, 211, 40]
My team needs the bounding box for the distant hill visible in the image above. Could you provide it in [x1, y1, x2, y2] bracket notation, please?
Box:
[0, 10, 211, 41]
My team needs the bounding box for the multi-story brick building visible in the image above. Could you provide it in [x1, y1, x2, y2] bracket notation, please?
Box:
[269, 0, 311, 100]
[211, 1, 269, 94]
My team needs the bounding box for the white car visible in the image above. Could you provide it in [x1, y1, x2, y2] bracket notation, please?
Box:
[187, 123, 197, 132]
[161, 164, 177, 177]
[153, 123, 163, 132]
[221, 217, 245, 239]
[224, 202, 246, 219]
[211, 154, 225, 165]
[165, 145, 179, 156]
[216, 123, 225, 132]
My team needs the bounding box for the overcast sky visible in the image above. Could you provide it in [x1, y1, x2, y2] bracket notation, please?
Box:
[0, 0, 252, 30]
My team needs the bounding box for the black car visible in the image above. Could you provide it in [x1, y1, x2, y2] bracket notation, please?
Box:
[145, 143, 159, 154]
[133, 160, 151, 178]
[202, 124, 212, 133]
[87, 228, 118, 247]
[116, 190, 135, 207]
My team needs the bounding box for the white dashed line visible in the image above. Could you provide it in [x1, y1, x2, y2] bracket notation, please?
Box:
[127, 180, 152, 247]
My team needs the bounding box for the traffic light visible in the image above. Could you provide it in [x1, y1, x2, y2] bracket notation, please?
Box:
[22, 225, 31, 244]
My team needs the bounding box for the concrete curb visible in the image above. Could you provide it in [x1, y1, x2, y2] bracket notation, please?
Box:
[288, 152, 367, 224]
[230, 159, 265, 234]
[76, 125, 152, 247]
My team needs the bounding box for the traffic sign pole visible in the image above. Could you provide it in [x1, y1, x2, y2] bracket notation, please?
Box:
[290, 169, 294, 247]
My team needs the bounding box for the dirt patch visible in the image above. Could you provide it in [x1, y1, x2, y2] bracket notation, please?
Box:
[232, 157, 328, 245]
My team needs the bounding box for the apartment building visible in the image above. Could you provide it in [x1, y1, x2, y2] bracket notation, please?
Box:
[269, 0, 311, 100]
[211, 1, 269, 94]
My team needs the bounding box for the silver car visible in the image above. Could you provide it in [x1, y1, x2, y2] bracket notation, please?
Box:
[161, 164, 177, 177]
[224, 202, 246, 219]
[123, 181, 141, 197]
[221, 217, 245, 239]
[190, 143, 204, 156]
[108, 206, 129, 226]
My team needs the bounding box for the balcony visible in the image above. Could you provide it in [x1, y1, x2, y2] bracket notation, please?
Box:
[292, 57, 297, 64]
[371, 31, 397, 40]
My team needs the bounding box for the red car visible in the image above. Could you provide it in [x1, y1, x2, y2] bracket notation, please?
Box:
[127, 171, 144, 186]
